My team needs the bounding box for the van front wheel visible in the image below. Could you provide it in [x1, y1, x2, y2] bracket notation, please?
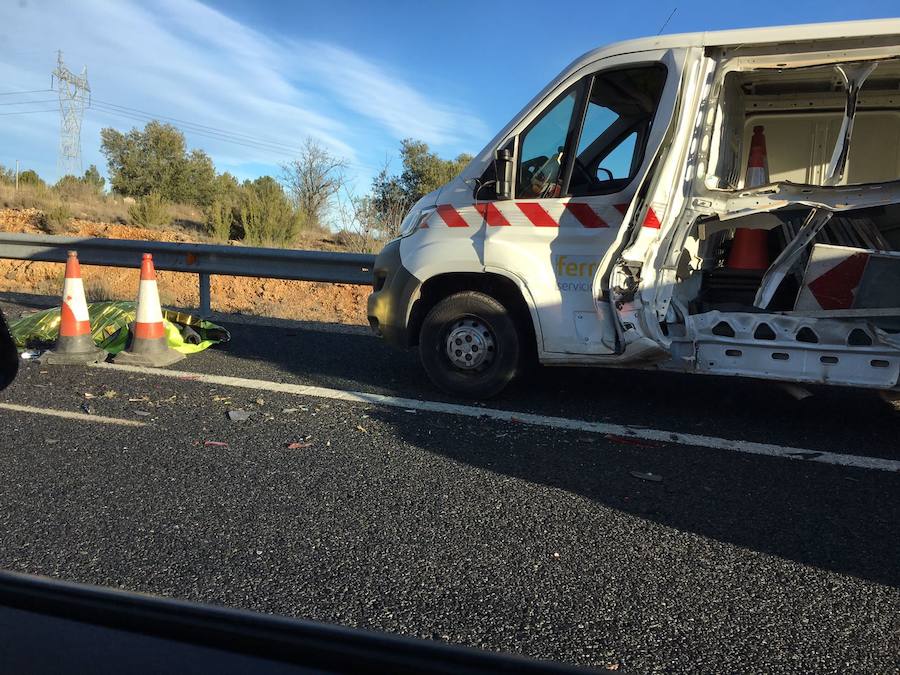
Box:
[419, 291, 520, 399]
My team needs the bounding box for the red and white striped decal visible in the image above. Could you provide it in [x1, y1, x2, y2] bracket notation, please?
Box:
[797, 246, 872, 311]
[516, 203, 557, 227]
[473, 202, 510, 227]
[435, 204, 469, 228]
[427, 201, 633, 229]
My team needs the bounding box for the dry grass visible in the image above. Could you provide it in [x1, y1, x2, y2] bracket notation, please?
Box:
[0, 183, 127, 225]
[84, 276, 116, 302]
[0, 183, 370, 253]
[0, 183, 207, 235]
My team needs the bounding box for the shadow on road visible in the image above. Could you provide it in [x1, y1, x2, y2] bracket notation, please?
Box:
[367, 404, 900, 589]
[4, 294, 897, 587]
[197, 319, 900, 588]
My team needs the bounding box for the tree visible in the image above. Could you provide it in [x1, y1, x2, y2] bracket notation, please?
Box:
[0, 165, 15, 185]
[370, 164, 410, 241]
[82, 164, 105, 192]
[395, 139, 472, 205]
[182, 149, 216, 205]
[204, 172, 242, 242]
[100, 121, 216, 205]
[280, 138, 346, 231]
[54, 165, 106, 201]
[17, 169, 44, 188]
[238, 176, 299, 247]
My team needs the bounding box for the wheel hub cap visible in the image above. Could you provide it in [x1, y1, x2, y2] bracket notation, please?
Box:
[445, 318, 495, 370]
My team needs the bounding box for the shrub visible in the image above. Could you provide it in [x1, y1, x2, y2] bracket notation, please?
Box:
[39, 203, 73, 234]
[205, 198, 236, 242]
[238, 177, 299, 247]
[84, 276, 114, 302]
[128, 192, 170, 229]
[54, 175, 102, 205]
[17, 169, 44, 188]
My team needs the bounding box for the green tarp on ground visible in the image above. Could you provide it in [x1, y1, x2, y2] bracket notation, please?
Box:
[8, 301, 229, 355]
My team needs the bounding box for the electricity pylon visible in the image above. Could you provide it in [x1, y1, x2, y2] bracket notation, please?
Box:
[51, 50, 90, 177]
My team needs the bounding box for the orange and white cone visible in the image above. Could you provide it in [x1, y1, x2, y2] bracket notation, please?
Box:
[112, 253, 184, 367]
[727, 125, 771, 270]
[42, 251, 107, 365]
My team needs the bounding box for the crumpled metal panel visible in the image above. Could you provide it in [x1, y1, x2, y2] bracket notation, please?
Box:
[687, 310, 900, 387]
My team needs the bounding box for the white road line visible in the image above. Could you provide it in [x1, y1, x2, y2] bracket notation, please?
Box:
[93, 363, 900, 473]
[0, 402, 146, 427]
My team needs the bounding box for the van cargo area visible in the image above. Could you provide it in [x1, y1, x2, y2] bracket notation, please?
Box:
[655, 54, 900, 388]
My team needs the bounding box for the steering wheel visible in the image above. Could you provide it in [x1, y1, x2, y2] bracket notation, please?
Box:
[572, 157, 603, 191]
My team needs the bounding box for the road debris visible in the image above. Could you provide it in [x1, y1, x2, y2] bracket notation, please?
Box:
[80, 402, 94, 415]
[227, 409, 252, 422]
[20, 349, 41, 360]
[133, 410, 152, 417]
[83, 392, 95, 399]
[607, 434, 665, 448]
[356, 425, 368, 433]
[630, 471, 663, 483]
[102, 390, 117, 399]
[781, 383, 814, 401]
[287, 441, 313, 449]
[204, 441, 229, 448]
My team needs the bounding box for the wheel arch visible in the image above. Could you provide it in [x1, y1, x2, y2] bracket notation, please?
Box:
[407, 270, 542, 354]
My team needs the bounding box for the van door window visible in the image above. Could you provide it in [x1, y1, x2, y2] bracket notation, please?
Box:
[568, 65, 667, 197]
[517, 89, 578, 199]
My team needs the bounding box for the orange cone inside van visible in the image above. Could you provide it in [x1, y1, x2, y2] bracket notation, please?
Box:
[42, 251, 107, 365]
[727, 125, 771, 270]
[112, 253, 184, 367]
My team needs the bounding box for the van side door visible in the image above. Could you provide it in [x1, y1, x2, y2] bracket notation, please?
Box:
[483, 49, 686, 357]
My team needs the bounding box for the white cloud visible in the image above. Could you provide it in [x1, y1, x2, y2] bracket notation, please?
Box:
[291, 42, 489, 150]
[0, 0, 485, 185]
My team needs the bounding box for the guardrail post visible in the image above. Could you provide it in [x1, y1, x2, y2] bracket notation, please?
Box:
[199, 272, 211, 319]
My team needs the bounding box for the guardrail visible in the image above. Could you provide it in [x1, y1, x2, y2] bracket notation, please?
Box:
[0, 232, 376, 318]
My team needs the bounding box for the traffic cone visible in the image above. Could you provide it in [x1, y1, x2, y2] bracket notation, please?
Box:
[112, 253, 184, 367]
[727, 125, 771, 270]
[41, 251, 107, 365]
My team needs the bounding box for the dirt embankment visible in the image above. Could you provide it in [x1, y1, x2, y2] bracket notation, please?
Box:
[0, 208, 370, 325]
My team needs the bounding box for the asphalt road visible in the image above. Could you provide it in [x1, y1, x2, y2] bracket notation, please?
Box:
[0, 295, 898, 672]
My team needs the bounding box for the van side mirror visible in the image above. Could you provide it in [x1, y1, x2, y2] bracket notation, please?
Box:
[494, 148, 513, 200]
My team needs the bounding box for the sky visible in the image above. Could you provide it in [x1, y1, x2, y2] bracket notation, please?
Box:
[0, 0, 898, 194]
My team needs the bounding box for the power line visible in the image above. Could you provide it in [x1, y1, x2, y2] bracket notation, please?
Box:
[0, 108, 58, 116]
[0, 89, 54, 96]
[89, 101, 302, 157]
[90, 100, 291, 148]
[92, 97, 297, 147]
[90, 103, 297, 156]
[0, 99, 58, 106]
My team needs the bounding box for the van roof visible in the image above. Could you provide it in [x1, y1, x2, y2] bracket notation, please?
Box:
[582, 18, 900, 62]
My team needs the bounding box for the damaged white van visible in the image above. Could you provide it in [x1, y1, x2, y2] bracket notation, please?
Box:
[367, 19, 900, 398]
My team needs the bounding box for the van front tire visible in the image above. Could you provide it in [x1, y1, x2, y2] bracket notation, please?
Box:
[419, 291, 520, 399]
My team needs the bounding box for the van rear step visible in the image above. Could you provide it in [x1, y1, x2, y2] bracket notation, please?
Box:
[677, 311, 900, 388]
